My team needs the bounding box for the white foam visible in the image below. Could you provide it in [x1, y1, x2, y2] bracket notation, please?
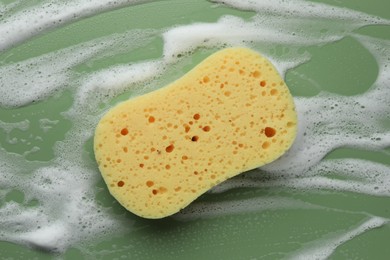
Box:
[212, 0, 389, 23]
[287, 217, 388, 260]
[163, 15, 342, 64]
[163, 1, 390, 64]
[0, 162, 124, 252]
[75, 60, 165, 111]
[212, 159, 390, 196]
[16, 222, 69, 251]
[0, 41, 102, 107]
[39, 118, 59, 133]
[0, 29, 158, 108]
[0, 0, 151, 51]
[174, 197, 322, 221]
[0, 119, 30, 134]
[262, 93, 390, 174]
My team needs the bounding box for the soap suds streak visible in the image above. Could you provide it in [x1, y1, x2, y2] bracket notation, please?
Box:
[0, 0, 154, 51]
[76, 59, 165, 111]
[0, 29, 158, 108]
[0, 154, 124, 251]
[209, 159, 390, 196]
[286, 217, 388, 260]
[0, 0, 389, 257]
[174, 197, 323, 221]
[164, 15, 354, 63]
[261, 89, 390, 175]
[211, 0, 389, 23]
[163, 0, 390, 62]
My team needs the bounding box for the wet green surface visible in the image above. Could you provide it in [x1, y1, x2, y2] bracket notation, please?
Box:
[0, 0, 389, 259]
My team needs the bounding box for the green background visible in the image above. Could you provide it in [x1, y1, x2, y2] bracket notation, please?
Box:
[0, 0, 389, 259]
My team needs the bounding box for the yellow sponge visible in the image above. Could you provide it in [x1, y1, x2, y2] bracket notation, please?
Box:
[94, 47, 297, 218]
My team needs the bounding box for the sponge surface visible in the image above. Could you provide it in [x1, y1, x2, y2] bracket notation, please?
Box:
[94, 47, 297, 218]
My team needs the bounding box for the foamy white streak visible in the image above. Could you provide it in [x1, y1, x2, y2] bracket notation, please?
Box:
[211, 158, 390, 196]
[16, 222, 69, 251]
[163, 15, 341, 63]
[0, 0, 153, 51]
[212, 0, 389, 23]
[287, 217, 388, 260]
[0, 163, 123, 252]
[75, 60, 165, 110]
[0, 29, 157, 108]
[0, 0, 24, 16]
[164, 0, 390, 62]
[174, 197, 321, 221]
[0, 42, 104, 107]
[0, 119, 30, 134]
[260, 96, 389, 175]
